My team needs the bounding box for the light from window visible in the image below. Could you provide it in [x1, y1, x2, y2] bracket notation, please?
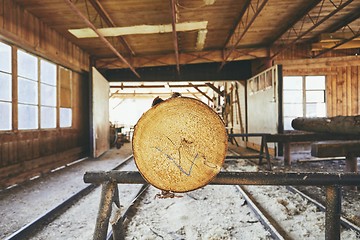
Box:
[18, 50, 38, 130]
[40, 59, 57, 129]
[0, 102, 11, 130]
[283, 75, 326, 130]
[18, 104, 38, 129]
[60, 108, 72, 127]
[0, 42, 12, 131]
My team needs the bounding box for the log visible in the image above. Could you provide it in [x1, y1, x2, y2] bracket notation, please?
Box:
[292, 115, 360, 135]
[132, 97, 228, 193]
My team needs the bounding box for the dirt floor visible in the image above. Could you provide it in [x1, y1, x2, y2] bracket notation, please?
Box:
[0, 142, 359, 239]
[228, 143, 360, 227]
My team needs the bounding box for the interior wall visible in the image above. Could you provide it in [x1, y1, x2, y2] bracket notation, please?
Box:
[0, 1, 90, 189]
[274, 45, 360, 118]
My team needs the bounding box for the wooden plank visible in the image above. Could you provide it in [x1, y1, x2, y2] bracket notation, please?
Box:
[346, 66, 352, 115]
[326, 69, 332, 116]
[331, 67, 337, 117]
[95, 48, 268, 69]
[311, 140, 360, 157]
[358, 66, 360, 114]
[351, 66, 358, 115]
[0, 0, 4, 29]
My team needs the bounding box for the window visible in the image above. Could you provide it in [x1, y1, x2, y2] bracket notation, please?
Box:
[40, 59, 57, 129]
[283, 76, 326, 130]
[59, 67, 72, 128]
[17, 50, 39, 130]
[0, 42, 12, 130]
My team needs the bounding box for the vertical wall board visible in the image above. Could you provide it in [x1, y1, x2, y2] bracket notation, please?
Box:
[341, 67, 347, 115]
[358, 66, 360, 114]
[0, 142, 2, 167]
[346, 67, 352, 115]
[92, 67, 110, 158]
[326, 69, 332, 116]
[0, 0, 4, 29]
[2, 142, 9, 166]
[351, 66, 358, 115]
[331, 67, 337, 117]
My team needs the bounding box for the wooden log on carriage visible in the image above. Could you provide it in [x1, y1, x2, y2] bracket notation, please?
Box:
[132, 97, 228, 193]
[292, 115, 360, 135]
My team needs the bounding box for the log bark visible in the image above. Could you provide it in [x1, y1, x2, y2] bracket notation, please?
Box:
[132, 97, 228, 193]
[292, 115, 360, 135]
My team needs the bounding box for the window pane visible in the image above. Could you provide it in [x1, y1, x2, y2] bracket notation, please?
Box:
[41, 106, 56, 128]
[41, 84, 56, 107]
[283, 90, 303, 103]
[40, 59, 56, 86]
[18, 77, 38, 104]
[306, 103, 326, 117]
[283, 76, 303, 90]
[0, 102, 11, 130]
[0, 42, 12, 73]
[306, 91, 325, 103]
[60, 108, 72, 127]
[283, 103, 303, 117]
[0, 72, 12, 101]
[18, 50, 38, 80]
[18, 104, 38, 129]
[306, 76, 325, 90]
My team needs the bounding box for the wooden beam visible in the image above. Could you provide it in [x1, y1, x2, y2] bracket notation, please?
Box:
[271, 0, 355, 59]
[189, 83, 212, 102]
[275, 55, 360, 70]
[205, 83, 224, 96]
[313, 32, 360, 58]
[269, 0, 322, 45]
[220, 0, 269, 69]
[63, 0, 140, 78]
[110, 84, 207, 89]
[95, 48, 268, 69]
[312, 40, 360, 51]
[88, 0, 135, 56]
[319, 32, 360, 42]
[170, 0, 180, 73]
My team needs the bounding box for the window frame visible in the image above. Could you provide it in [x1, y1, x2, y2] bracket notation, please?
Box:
[283, 75, 326, 130]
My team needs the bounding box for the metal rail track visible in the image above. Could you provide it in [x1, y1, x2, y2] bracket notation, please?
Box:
[227, 149, 360, 236]
[235, 185, 286, 240]
[5, 154, 135, 240]
[106, 184, 149, 240]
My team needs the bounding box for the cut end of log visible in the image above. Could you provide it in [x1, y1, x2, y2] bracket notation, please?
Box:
[132, 97, 228, 193]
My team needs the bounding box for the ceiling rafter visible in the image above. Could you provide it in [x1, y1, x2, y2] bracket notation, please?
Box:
[313, 29, 360, 58]
[63, 0, 140, 78]
[88, 0, 135, 56]
[189, 83, 213, 102]
[95, 48, 267, 69]
[170, 0, 180, 74]
[219, 0, 269, 70]
[111, 84, 207, 89]
[269, 0, 325, 45]
[270, 0, 355, 59]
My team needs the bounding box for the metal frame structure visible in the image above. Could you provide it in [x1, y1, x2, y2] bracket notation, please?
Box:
[84, 171, 360, 240]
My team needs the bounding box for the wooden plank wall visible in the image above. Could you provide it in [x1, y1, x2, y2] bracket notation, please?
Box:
[274, 45, 360, 118]
[0, 1, 90, 189]
[0, 0, 89, 72]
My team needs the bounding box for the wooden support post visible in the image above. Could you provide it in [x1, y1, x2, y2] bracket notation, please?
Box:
[345, 155, 358, 190]
[284, 143, 291, 166]
[325, 185, 341, 240]
[93, 182, 117, 240]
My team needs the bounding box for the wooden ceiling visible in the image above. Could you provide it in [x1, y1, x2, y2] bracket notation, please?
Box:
[14, 0, 360, 76]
